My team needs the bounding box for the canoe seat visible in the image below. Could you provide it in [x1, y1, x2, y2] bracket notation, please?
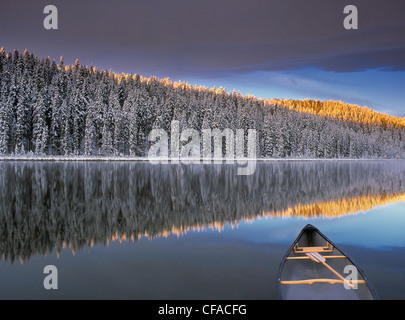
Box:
[293, 241, 334, 253]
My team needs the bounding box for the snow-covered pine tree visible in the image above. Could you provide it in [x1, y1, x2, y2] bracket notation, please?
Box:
[32, 89, 49, 154]
[0, 83, 10, 154]
[14, 69, 33, 154]
[127, 91, 139, 157]
[101, 95, 115, 156]
[84, 104, 96, 156]
[61, 99, 72, 156]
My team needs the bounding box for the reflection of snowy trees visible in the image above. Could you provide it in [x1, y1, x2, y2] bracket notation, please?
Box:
[1, 48, 405, 159]
[1, 160, 405, 263]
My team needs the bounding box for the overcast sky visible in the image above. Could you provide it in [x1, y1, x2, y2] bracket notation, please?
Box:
[1, 0, 404, 116]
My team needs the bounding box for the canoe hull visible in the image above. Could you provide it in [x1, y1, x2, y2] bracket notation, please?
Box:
[277, 224, 379, 300]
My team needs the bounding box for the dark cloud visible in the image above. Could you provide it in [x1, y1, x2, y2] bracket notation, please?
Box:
[0, 0, 404, 77]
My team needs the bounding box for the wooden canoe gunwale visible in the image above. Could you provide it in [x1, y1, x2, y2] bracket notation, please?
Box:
[277, 224, 379, 300]
[280, 279, 367, 285]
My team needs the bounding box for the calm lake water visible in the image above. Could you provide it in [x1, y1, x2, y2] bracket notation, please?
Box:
[0, 160, 404, 300]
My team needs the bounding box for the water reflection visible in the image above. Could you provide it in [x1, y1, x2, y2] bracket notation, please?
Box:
[0, 160, 404, 263]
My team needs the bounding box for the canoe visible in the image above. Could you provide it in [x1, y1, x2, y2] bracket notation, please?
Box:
[277, 224, 379, 300]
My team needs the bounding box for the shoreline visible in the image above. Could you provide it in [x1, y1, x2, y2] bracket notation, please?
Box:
[0, 155, 402, 162]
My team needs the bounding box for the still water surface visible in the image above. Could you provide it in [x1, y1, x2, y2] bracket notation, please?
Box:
[0, 160, 404, 299]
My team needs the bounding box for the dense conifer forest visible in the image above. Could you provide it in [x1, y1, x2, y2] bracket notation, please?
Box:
[0, 48, 404, 158]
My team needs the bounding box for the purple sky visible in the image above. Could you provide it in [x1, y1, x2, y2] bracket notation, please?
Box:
[1, 0, 404, 116]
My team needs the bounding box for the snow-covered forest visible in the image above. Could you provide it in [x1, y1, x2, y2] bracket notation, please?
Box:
[0, 48, 404, 158]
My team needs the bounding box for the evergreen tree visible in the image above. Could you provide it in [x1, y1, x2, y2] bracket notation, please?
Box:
[84, 104, 96, 156]
[32, 90, 49, 154]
